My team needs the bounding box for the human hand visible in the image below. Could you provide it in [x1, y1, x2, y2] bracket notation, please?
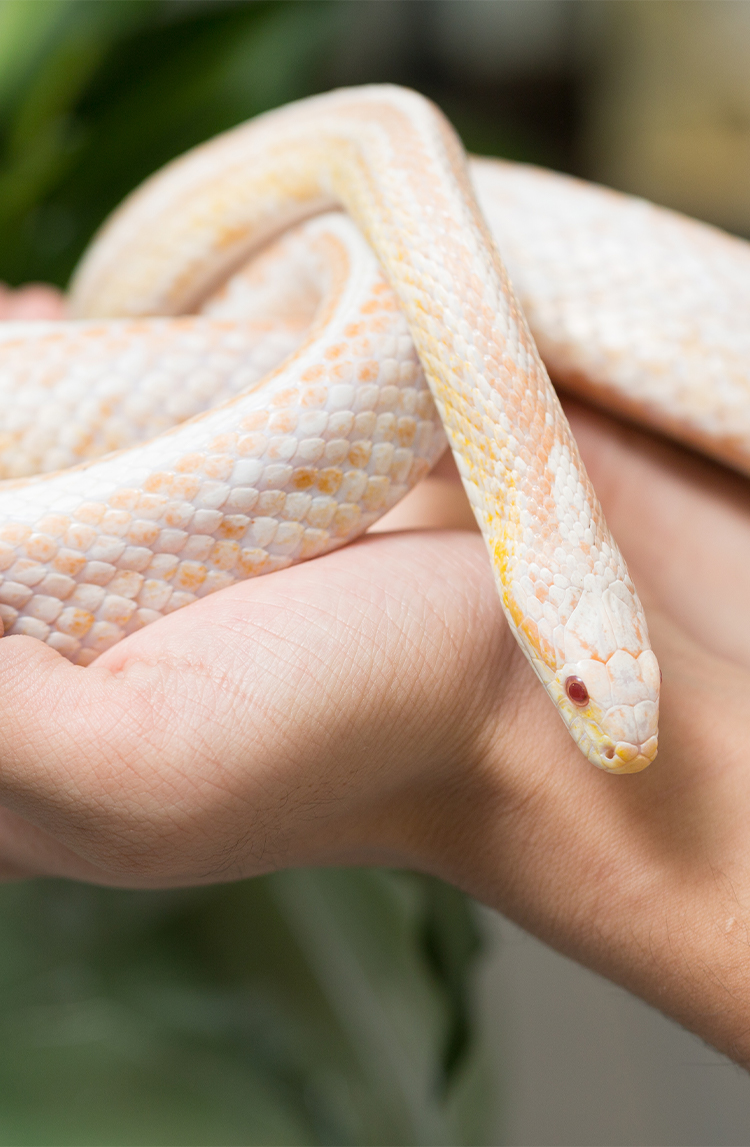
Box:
[0, 283, 65, 320]
[0, 286, 748, 1066]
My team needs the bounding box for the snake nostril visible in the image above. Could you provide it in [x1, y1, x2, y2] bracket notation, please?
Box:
[565, 675, 589, 707]
[604, 746, 615, 760]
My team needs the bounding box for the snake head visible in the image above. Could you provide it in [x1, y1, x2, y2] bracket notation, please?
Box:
[551, 649, 660, 772]
[528, 581, 660, 773]
[560, 582, 659, 773]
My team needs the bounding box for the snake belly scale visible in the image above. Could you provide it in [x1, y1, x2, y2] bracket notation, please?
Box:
[0, 85, 682, 773]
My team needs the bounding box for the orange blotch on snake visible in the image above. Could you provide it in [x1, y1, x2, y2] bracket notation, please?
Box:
[237, 548, 269, 576]
[175, 453, 205, 474]
[316, 468, 342, 495]
[203, 454, 234, 481]
[299, 384, 327, 407]
[333, 503, 360, 535]
[74, 503, 106, 526]
[210, 540, 240, 570]
[348, 441, 371, 468]
[174, 561, 208, 590]
[519, 616, 540, 653]
[257, 490, 285, 516]
[56, 607, 94, 638]
[52, 549, 87, 577]
[108, 570, 143, 598]
[358, 361, 379, 382]
[144, 472, 174, 495]
[298, 528, 329, 558]
[109, 488, 139, 511]
[128, 520, 160, 546]
[0, 524, 31, 546]
[270, 388, 298, 408]
[135, 493, 168, 518]
[24, 534, 57, 563]
[301, 365, 324, 383]
[209, 433, 238, 453]
[237, 433, 266, 457]
[267, 411, 297, 434]
[65, 523, 96, 551]
[396, 417, 417, 446]
[163, 503, 191, 529]
[101, 510, 132, 535]
[292, 467, 316, 490]
[362, 476, 388, 510]
[218, 515, 250, 540]
[171, 475, 201, 500]
[239, 411, 268, 431]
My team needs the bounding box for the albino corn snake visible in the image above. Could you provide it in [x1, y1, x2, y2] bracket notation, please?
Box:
[0, 86, 746, 772]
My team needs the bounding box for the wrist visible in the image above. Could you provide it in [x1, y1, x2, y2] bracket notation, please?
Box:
[377, 617, 750, 1069]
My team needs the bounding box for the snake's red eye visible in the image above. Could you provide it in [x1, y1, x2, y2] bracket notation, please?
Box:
[565, 676, 589, 707]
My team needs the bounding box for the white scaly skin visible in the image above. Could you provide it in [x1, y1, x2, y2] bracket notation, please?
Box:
[0, 86, 670, 773]
[0, 213, 446, 666]
[471, 159, 750, 476]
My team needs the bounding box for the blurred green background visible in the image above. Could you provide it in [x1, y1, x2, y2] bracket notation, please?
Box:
[4, 0, 749, 294]
[0, 0, 572, 290]
[2, 1, 750, 1144]
[0, 870, 486, 1145]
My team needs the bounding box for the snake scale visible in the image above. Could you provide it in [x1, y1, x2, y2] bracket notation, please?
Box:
[0, 86, 747, 772]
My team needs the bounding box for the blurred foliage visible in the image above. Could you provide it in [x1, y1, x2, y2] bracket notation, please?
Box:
[0, 870, 488, 1145]
[0, 2, 493, 1142]
[0, 0, 348, 285]
[0, 0, 548, 288]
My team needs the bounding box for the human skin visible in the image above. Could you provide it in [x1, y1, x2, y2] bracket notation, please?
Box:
[0, 287, 748, 1066]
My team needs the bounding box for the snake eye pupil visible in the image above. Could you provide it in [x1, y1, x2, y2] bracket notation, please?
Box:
[565, 676, 589, 707]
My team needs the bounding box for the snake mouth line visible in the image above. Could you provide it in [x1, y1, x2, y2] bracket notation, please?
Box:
[598, 735, 658, 774]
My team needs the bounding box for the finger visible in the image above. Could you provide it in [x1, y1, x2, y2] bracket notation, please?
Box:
[0, 636, 154, 879]
[0, 532, 518, 883]
[0, 284, 66, 320]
